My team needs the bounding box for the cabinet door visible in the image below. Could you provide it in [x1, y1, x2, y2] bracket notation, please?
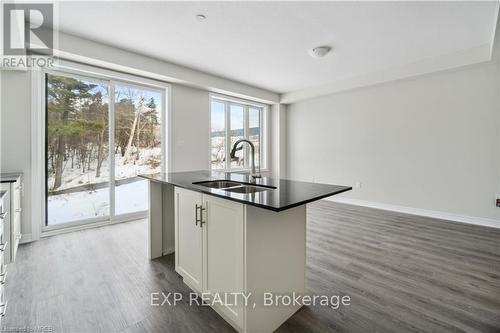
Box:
[12, 180, 21, 261]
[202, 194, 245, 328]
[0, 184, 10, 264]
[174, 187, 203, 293]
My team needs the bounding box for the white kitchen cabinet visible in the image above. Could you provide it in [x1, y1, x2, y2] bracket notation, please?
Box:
[0, 174, 22, 264]
[174, 186, 306, 333]
[202, 194, 245, 328]
[174, 187, 203, 293]
[0, 173, 23, 324]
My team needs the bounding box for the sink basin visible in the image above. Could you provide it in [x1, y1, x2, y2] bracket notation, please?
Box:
[193, 180, 244, 189]
[193, 180, 277, 194]
[224, 186, 269, 194]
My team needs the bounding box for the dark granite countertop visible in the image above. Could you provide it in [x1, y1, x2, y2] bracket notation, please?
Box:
[139, 170, 352, 212]
[0, 172, 22, 183]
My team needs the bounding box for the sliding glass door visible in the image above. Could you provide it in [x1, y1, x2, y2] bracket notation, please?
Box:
[45, 70, 166, 228]
[113, 83, 162, 215]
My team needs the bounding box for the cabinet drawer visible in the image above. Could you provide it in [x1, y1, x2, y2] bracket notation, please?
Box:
[0, 251, 5, 279]
[0, 284, 6, 320]
[0, 240, 7, 267]
[0, 219, 4, 245]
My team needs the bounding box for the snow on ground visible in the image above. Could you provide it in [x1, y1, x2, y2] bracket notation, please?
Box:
[48, 148, 161, 191]
[47, 179, 148, 225]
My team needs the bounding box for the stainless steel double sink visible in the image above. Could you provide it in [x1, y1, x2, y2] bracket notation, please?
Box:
[193, 180, 276, 194]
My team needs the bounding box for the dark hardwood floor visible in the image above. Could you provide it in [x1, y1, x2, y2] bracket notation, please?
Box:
[4, 201, 500, 332]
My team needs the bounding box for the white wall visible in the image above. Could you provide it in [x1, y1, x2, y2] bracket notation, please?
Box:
[286, 59, 500, 222]
[0, 70, 33, 237]
[170, 84, 210, 172]
[56, 31, 279, 104]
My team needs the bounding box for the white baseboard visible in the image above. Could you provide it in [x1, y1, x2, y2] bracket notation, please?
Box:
[325, 197, 500, 229]
[20, 233, 33, 244]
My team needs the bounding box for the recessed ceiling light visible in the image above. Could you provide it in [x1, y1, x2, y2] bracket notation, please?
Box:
[196, 14, 206, 22]
[309, 46, 332, 58]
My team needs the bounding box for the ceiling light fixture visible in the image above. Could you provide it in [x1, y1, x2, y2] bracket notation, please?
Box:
[309, 46, 332, 58]
[196, 14, 206, 22]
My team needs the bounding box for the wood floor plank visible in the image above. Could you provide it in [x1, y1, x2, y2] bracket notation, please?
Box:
[3, 201, 500, 332]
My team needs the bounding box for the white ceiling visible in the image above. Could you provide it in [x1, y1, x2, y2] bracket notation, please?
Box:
[55, 1, 499, 94]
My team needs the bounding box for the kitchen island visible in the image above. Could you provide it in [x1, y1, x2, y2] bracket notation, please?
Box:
[140, 170, 351, 333]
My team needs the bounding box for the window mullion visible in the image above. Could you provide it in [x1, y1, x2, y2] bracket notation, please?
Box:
[244, 105, 249, 168]
[225, 102, 231, 170]
[109, 81, 115, 220]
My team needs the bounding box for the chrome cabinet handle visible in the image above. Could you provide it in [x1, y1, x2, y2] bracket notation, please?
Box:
[195, 204, 201, 226]
[0, 242, 7, 252]
[200, 206, 206, 228]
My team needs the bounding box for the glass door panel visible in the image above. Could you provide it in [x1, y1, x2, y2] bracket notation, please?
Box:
[210, 100, 226, 169]
[248, 107, 261, 168]
[46, 74, 110, 225]
[230, 104, 245, 168]
[114, 84, 162, 216]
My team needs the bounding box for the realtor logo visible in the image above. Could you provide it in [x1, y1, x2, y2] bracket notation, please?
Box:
[3, 3, 53, 56]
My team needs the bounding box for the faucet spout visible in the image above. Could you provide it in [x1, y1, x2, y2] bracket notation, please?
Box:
[230, 139, 261, 180]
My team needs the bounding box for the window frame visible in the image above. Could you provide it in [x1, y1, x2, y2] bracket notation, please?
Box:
[36, 60, 171, 235]
[209, 94, 268, 172]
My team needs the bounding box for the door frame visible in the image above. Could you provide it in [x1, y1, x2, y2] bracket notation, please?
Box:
[32, 60, 172, 238]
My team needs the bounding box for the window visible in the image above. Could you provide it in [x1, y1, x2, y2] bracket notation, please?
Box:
[45, 68, 168, 228]
[210, 96, 266, 171]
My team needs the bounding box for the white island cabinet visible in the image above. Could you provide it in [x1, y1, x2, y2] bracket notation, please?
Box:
[142, 171, 351, 333]
[175, 187, 246, 328]
[174, 187, 305, 332]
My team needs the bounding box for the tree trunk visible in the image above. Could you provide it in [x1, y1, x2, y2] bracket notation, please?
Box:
[53, 136, 65, 190]
[81, 145, 87, 173]
[135, 113, 141, 160]
[52, 108, 69, 190]
[124, 110, 139, 162]
[87, 146, 92, 171]
[96, 131, 105, 178]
